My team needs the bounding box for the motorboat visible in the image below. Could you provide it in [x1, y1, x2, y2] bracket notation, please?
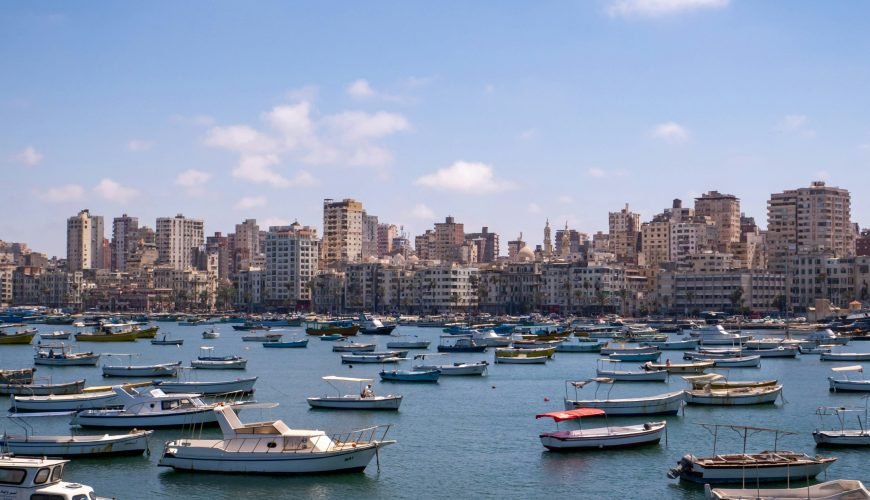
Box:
[319, 333, 344, 341]
[358, 313, 397, 335]
[0, 420, 153, 457]
[332, 342, 376, 353]
[0, 379, 86, 396]
[307, 376, 402, 410]
[807, 329, 850, 345]
[154, 376, 258, 396]
[563, 379, 685, 415]
[600, 343, 658, 356]
[0, 327, 37, 345]
[0, 455, 100, 498]
[12, 390, 119, 412]
[555, 339, 603, 353]
[411, 353, 488, 376]
[684, 384, 782, 405]
[33, 344, 100, 366]
[102, 360, 182, 378]
[385, 335, 430, 349]
[688, 325, 752, 345]
[437, 335, 487, 353]
[75, 323, 141, 342]
[232, 322, 270, 331]
[537, 408, 667, 451]
[640, 338, 699, 350]
[71, 385, 251, 428]
[596, 360, 667, 382]
[742, 346, 799, 358]
[158, 405, 395, 474]
[379, 368, 440, 382]
[262, 339, 309, 348]
[801, 344, 833, 355]
[202, 328, 220, 339]
[242, 333, 283, 342]
[191, 347, 247, 369]
[471, 329, 512, 347]
[821, 351, 870, 361]
[151, 335, 184, 346]
[813, 406, 870, 447]
[340, 353, 402, 364]
[305, 320, 359, 337]
[704, 480, 870, 500]
[828, 365, 870, 392]
[643, 360, 714, 373]
[39, 330, 71, 340]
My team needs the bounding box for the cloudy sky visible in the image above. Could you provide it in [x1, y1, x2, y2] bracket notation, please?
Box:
[3, 0, 870, 256]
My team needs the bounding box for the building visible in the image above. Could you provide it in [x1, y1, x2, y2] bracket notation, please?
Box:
[322, 198, 364, 265]
[263, 222, 319, 310]
[608, 203, 641, 264]
[156, 214, 205, 271]
[857, 229, 870, 257]
[464, 227, 499, 263]
[231, 219, 261, 274]
[694, 191, 741, 252]
[433, 216, 465, 263]
[111, 214, 139, 272]
[66, 209, 104, 271]
[554, 227, 587, 257]
[767, 181, 854, 274]
[414, 230, 435, 260]
[206, 232, 231, 282]
[362, 213, 379, 260]
[658, 270, 785, 314]
[377, 224, 397, 257]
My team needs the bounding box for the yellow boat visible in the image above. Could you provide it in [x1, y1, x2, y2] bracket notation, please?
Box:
[133, 326, 159, 339]
[0, 329, 37, 345]
[75, 330, 140, 342]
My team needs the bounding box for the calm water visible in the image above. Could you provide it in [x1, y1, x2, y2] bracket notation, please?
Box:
[3, 324, 870, 499]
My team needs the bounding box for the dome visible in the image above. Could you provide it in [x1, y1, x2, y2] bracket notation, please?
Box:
[392, 254, 406, 266]
[517, 245, 535, 262]
[408, 255, 420, 263]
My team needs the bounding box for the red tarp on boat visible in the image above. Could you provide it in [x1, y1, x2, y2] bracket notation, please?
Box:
[535, 408, 605, 421]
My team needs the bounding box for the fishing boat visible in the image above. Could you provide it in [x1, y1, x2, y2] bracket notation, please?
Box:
[494, 352, 548, 364]
[151, 335, 184, 346]
[689, 325, 752, 346]
[39, 330, 71, 340]
[643, 360, 715, 373]
[684, 384, 782, 406]
[71, 385, 252, 428]
[358, 313, 397, 335]
[640, 338, 699, 350]
[0, 379, 85, 396]
[0, 368, 35, 384]
[202, 327, 220, 339]
[596, 360, 668, 382]
[305, 320, 359, 337]
[600, 343, 659, 356]
[0, 327, 37, 345]
[695, 355, 762, 368]
[495, 346, 555, 359]
[385, 335, 430, 349]
[828, 365, 870, 392]
[11, 390, 119, 412]
[537, 408, 667, 451]
[241, 333, 283, 342]
[556, 339, 603, 353]
[704, 480, 870, 500]
[191, 347, 247, 369]
[307, 376, 402, 410]
[0, 420, 153, 457]
[379, 368, 440, 382]
[411, 353, 488, 376]
[807, 329, 850, 345]
[821, 351, 870, 361]
[0, 455, 100, 498]
[437, 335, 487, 353]
[609, 351, 661, 362]
[332, 342, 377, 353]
[813, 406, 870, 447]
[33, 343, 100, 366]
[154, 376, 258, 396]
[340, 353, 402, 364]
[232, 322, 270, 331]
[158, 405, 395, 474]
[682, 374, 777, 390]
[75, 323, 140, 342]
[319, 333, 344, 341]
[564, 379, 685, 415]
[102, 359, 182, 377]
[668, 424, 836, 484]
[132, 325, 159, 339]
[262, 339, 309, 348]
[742, 346, 799, 358]
[471, 329, 512, 347]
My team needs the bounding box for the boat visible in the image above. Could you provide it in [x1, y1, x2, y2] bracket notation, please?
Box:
[495, 346, 555, 359]
[828, 365, 870, 392]
[380, 368, 440, 382]
[563, 379, 685, 415]
[821, 351, 870, 361]
[39, 330, 71, 340]
[0, 422, 153, 457]
[75, 323, 140, 342]
[319, 333, 344, 341]
[158, 404, 395, 474]
[807, 329, 851, 345]
[437, 335, 487, 353]
[682, 374, 777, 390]
[71, 385, 252, 428]
[0, 379, 86, 396]
[154, 376, 258, 396]
[640, 338, 699, 350]
[0, 327, 37, 345]
[471, 329, 512, 347]
[742, 346, 799, 358]
[411, 353, 488, 376]
[385, 335, 430, 349]
[305, 320, 359, 337]
[332, 342, 377, 353]
[813, 406, 870, 447]
[800, 344, 833, 354]
[689, 325, 752, 345]
[202, 327, 220, 339]
[668, 424, 836, 484]
[537, 408, 667, 451]
[494, 353, 548, 364]
[643, 360, 714, 373]
[191, 347, 247, 369]
[608, 351, 661, 362]
[556, 339, 603, 352]
[132, 325, 159, 339]
[232, 322, 270, 331]
[11, 390, 119, 412]
[684, 384, 783, 405]
[0, 455, 100, 498]
[0, 368, 35, 384]
[600, 343, 659, 355]
[102, 360, 182, 377]
[33, 343, 100, 366]
[307, 376, 402, 410]
[262, 339, 309, 348]
[695, 355, 762, 368]
[241, 333, 283, 342]
[596, 360, 668, 382]
[151, 335, 184, 346]
[704, 480, 870, 500]
[340, 353, 402, 364]
[358, 313, 397, 335]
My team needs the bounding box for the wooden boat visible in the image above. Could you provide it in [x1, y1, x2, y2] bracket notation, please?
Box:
[307, 376, 402, 410]
[154, 376, 258, 396]
[742, 346, 799, 358]
[537, 408, 666, 450]
[564, 379, 685, 416]
[39, 330, 71, 340]
[600, 344, 658, 356]
[684, 384, 782, 405]
[494, 353, 548, 364]
[202, 328, 220, 339]
[305, 320, 359, 337]
[0, 328, 37, 345]
[0, 379, 85, 396]
[102, 361, 182, 378]
[12, 390, 119, 412]
[380, 368, 440, 382]
[319, 334, 344, 341]
[821, 351, 870, 361]
[133, 326, 159, 339]
[191, 347, 247, 369]
[262, 339, 309, 348]
[800, 344, 832, 354]
[640, 338, 699, 350]
[158, 405, 395, 474]
[75, 325, 140, 342]
[232, 322, 270, 331]
[241, 333, 282, 342]
[411, 353, 488, 376]
[0, 368, 35, 384]
[556, 340, 603, 353]
[0, 427, 153, 457]
[0, 456, 99, 498]
[643, 360, 714, 373]
[340, 354, 402, 364]
[437, 335, 487, 353]
[33, 344, 100, 366]
[332, 342, 376, 353]
[828, 365, 870, 392]
[704, 480, 870, 500]
[151, 335, 184, 346]
[813, 406, 870, 447]
[608, 351, 661, 362]
[495, 347, 555, 359]
[596, 360, 667, 382]
[682, 374, 777, 390]
[709, 355, 762, 368]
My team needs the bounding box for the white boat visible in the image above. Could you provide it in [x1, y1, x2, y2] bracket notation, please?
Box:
[202, 328, 220, 339]
[12, 390, 119, 413]
[385, 335, 430, 349]
[307, 376, 402, 410]
[643, 360, 714, 373]
[828, 365, 870, 392]
[0, 426, 153, 457]
[684, 384, 783, 405]
[358, 313, 397, 335]
[471, 329, 512, 347]
[154, 376, 258, 395]
[711, 355, 762, 368]
[241, 333, 282, 342]
[807, 329, 850, 345]
[191, 347, 247, 369]
[801, 344, 833, 354]
[743, 346, 799, 358]
[159, 405, 395, 474]
[705, 480, 870, 500]
[596, 360, 668, 382]
[813, 406, 870, 447]
[743, 338, 783, 349]
[0, 455, 100, 499]
[102, 360, 182, 377]
[689, 325, 752, 345]
[536, 407, 667, 450]
[821, 351, 870, 361]
[332, 343, 377, 353]
[411, 353, 488, 376]
[563, 379, 684, 415]
[33, 344, 100, 366]
[494, 353, 548, 364]
[39, 330, 71, 340]
[640, 338, 699, 350]
[341, 354, 402, 364]
[600, 343, 659, 355]
[71, 385, 251, 428]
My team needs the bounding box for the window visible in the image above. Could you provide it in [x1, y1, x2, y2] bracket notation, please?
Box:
[34, 467, 51, 484]
[0, 468, 26, 485]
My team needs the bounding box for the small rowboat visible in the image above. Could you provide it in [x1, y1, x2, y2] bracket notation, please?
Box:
[596, 360, 667, 382]
[682, 373, 776, 390]
[102, 361, 182, 378]
[537, 408, 666, 450]
[262, 339, 309, 348]
[0, 379, 86, 396]
[379, 369, 440, 382]
[643, 360, 713, 373]
[151, 335, 184, 346]
[332, 343, 376, 353]
[684, 384, 783, 405]
[821, 352, 870, 362]
[608, 351, 661, 362]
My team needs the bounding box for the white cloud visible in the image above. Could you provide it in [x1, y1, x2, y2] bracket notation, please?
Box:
[650, 121, 690, 144]
[205, 125, 277, 154]
[93, 178, 139, 203]
[347, 79, 375, 99]
[322, 111, 410, 142]
[484, 84, 495, 94]
[607, 0, 729, 18]
[411, 203, 435, 219]
[286, 85, 319, 102]
[415, 161, 515, 194]
[36, 184, 83, 203]
[263, 102, 317, 150]
[528, 203, 542, 214]
[557, 195, 574, 204]
[234, 195, 267, 210]
[15, 146, 43, 166]
[127, 139, 152, 152]
[232, 155, 289, 187]
[260, 217, 292, 228]
[519, 128, 538, 140]
[775, 114, 815, 137]
[174, 169, 211, 196]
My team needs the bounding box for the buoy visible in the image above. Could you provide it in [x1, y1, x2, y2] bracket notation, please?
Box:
[491, 385, 496, 389]
[544, 397, 550, 402]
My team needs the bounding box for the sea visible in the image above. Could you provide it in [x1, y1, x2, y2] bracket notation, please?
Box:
[2, 324, 870, 499]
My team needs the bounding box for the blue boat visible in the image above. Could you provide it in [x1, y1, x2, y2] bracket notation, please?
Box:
[263, 339, 309, 348]
[380, 369, 441, 382]
[319, 334, 344, 341]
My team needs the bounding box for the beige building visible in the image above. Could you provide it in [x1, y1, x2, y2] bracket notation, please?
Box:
[322, 198, 363, 265]
[156, 214, 204, 271]
[608, 203, 641, 264]
[658, 271, 785, 314]
[111, 214, 139, 272]
[377, 223, 397, 257]
[433, 216, 465, 263]
[67, 209, 104, 271]
[694, 191, 741, 252]
[264, 222, 319, 309]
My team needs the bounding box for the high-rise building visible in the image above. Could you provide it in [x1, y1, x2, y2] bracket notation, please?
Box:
[857, 229, 870, 257]
[433, 216, 465, 263]
[67, 209, 104, 271]
[322, 198, 364, 265]
[377, 224, 397, 257]
[233, 219, 260, 274]
[206, 232, 231, 282]
[608, 203, 641, 264]
[264, 222, 319, 309]
[156, 214, 204, 271]
[415, 230, 435, 260]
[767, 181, 854, 274]
[694, 191, 741, 252]
[111, 214, 139, 271]
[464, 226, 499, 263]
[362, 213, 379, 260]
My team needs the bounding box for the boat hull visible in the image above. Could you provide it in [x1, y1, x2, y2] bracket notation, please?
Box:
[685, 386, 782, 405]
[191, 359, 247, 369]
[385, 341, 430, 349]
[0, 332, 36, 344]
[74, 408, 220, 428]
[821, 352, 870, 361]
[494, 355, 548, 364]
[0, 379, 85, 396]
[672, 454, 836, 484]
[12, 392, 118, 412]
[413, 363, 487, 376]
[34, 354, 100, 366]
[306, 325, 360, 337]
[595, 370, 668, 382]
[155, 377, 258, 395]
[75, 331, 140, 342]
[380, 370, 440, 382]
[262, 340, 308, 348]
[540, 422, 666, 450]
[307, 396, 402, 410]
[564, 391, 685, 416]
[829, 378, 870, 392]
[0, 430, 152, 457]
[813, 430, 870, 446]
[102, 363, 181, 377]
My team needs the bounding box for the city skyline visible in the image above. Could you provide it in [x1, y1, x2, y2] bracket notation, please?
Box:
[4, 1, 870, 256]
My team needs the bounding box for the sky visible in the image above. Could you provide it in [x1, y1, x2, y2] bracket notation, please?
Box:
[3, 0, 870, 257]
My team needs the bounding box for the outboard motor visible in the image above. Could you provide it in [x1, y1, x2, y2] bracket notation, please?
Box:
[667, 454, 693, 479]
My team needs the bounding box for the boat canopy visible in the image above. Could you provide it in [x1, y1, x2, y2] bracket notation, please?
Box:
[832, 365, 864, 373]
[536, 408, 606, 421]
[322, 376, 373, 383]
[682, 373, 725, 383]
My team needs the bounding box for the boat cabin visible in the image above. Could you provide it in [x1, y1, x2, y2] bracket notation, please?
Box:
[215, 405, 334, 452]
[0, 455, 96, 499]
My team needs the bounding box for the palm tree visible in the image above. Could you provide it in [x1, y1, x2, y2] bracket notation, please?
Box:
[729, 288, 744, 313]
[684, 291, 695, 317]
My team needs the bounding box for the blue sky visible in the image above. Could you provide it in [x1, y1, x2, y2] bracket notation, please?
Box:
[3, 0, 870, 256]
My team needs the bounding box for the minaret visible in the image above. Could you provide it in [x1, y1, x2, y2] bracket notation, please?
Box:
[543, 219, 552, 257]
[560, 221, 570, 257]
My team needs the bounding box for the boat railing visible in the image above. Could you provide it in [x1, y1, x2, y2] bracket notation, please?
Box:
[202, 424, 393, 453]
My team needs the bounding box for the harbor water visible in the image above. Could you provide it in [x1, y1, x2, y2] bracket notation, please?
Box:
[3, 324, 870, 499]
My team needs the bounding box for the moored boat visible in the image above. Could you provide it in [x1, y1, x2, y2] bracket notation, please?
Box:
[537, 408, 667, 451]
[828, 365, 870, 392]
[437, 335, 487, 353]
[0, 455, 100, 498]
[39, 330, 72, 340]
[191, 347, 247, 369]
[262, 339, 309, 348]
[33, 344, 100, 366]
[0, 378, 86, 396]
[380, 368, 440, 382]
[151, 335, 184, 346]
[684, 384, 782, 405]
[821, 351, 870, 362]
[12, 390, 119, 412]
[358, 313, 397, 335]
[307, 376, 402, 410]
[305, 320, 359, 337]
[241, 333, 282, 342]
[596, 360, 668, 382]
[704, 480, 870, 500]
[332, 342, 376, 353]
[0, 327, 37, 345]
[640, 338, 699, 350]
[813, 406, 870, 447]
[153, 376, 258, 396]
[564, 379, 685, 416]
[411, 353, 488, 376]
[102, 360, 182, 378]
[669, 447, 835, 484]
[0, 427, 153, 457]
[643, 360, 714, 373]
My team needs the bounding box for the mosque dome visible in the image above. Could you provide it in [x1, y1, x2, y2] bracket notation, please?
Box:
[517, 245, 535, 262]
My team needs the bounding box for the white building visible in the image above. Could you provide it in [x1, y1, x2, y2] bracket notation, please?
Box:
[264, 223, 319, 309]
[156, 214, 204, 271]
[67, 209, 104, 271]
